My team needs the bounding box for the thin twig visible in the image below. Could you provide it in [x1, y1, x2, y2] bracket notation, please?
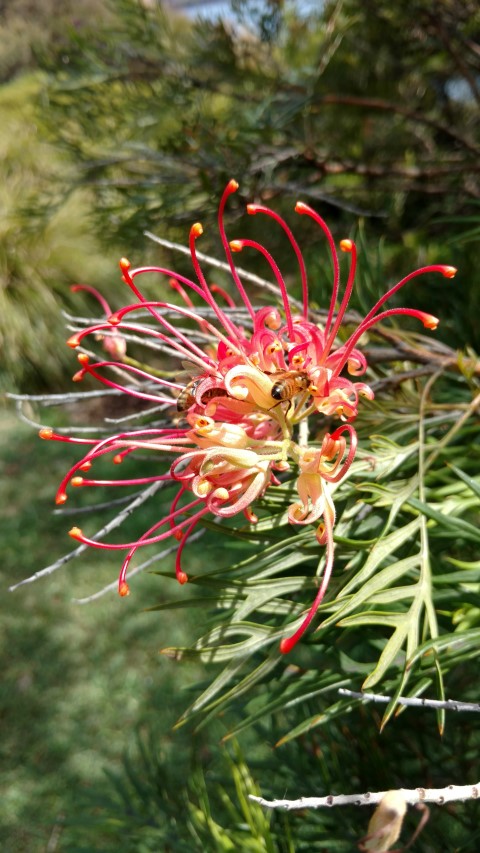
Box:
[9, 481, 165, 592]
[338, 688, 480, 713]
[425, 389, 480, 472]
[104, 403, 171, 425]
[249, 782, 480, 811]
[73, 529, 204, 603]
[263, 179, 385, 218]
[53, 492, 143, 516]
[314, 94, 480, 158]
[7, 389, 121, 404]
[10, 399, 113, 436]
[144, 231, 305, 311]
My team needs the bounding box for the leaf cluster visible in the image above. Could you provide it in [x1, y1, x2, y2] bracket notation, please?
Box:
[149, 368, 480, 747]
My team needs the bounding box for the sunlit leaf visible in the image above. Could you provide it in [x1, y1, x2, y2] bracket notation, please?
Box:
[362, 621, 410, 689]
[336, 520, 421, 599]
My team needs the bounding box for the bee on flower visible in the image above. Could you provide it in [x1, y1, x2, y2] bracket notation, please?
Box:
[39, 180, 456, 652]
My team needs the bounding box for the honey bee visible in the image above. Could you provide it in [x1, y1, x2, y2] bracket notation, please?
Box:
[176, 377, 228, 412]
[176, 377, 202, 412]
[270, 370, 310, 402]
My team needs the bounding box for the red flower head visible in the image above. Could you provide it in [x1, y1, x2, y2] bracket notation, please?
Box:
[41, 180, 456, 651]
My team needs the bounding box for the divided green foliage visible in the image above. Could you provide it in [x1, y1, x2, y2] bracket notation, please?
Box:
[146, 370, 480, 746]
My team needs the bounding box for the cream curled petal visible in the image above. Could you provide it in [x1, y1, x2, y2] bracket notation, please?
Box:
[346, 348, 368, 376]
[312, 384, 358, 418]
[356, 381, 375, 400]
[332, 375, 360, 399]
[169, 449, 207, 480]
[320, 454, 344, 481]
[186, 411, 215, 431]
[207, 464, 272, 517]
[188, 431, 221, 451]
[209, 422, 252, 449]
[245, 414, 282, 442]
[298, 447, 324, 474]
[298, 470, 324, 510]
[320, 432, 348, 465]
[250, 331, 286, 373]
[200, 444, 258, 476]
[209, 397, 258, 420]
[191, 475, 213, 497]
[200, 446, 268, 474]
[205, 458, 255, 482]
[253, 306, 283, 331]
[298, 441, 345, 482]
[187, 421, 250, 450]
[288, 501, 310, 524]
[315, 495, 336, 543]
[288, 472, 325, 526]
[310, 393, 343, 416]
[210, 486, 230, 502]
[224, 364, 277, 409]
[288, 496, 328, 526]
[308, 366, 332, 396]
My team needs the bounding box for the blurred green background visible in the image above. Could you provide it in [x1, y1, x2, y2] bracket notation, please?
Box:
[2, 1, 480, 850]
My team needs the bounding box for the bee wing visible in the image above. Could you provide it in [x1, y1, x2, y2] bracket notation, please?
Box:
[175, 360, 204, 383]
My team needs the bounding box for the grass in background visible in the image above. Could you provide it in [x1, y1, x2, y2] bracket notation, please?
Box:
[0, 409, 211, 852]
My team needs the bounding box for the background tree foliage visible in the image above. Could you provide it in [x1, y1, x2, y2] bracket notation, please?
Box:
[0, 0, 115, 80]
[36, 0, 480, 343]
[0, 0, 118, 391]
[3, 0, 479, 388]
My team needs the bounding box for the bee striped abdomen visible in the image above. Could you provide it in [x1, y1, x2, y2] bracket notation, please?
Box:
[270, 371, 310, 402]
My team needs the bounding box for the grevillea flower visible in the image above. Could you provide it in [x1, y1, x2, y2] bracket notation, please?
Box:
[41, 180, 456, 652]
